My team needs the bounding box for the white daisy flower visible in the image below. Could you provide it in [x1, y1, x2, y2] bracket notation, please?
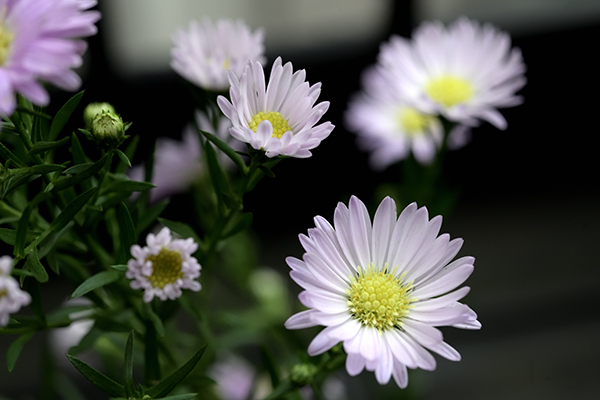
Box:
[380, 17, 526, 129]
[285, 196, 480, 388]
[171, 18, 265, 92]
[217, 57, 334, 158]
[345, 65, 444, 169]
[126, 227, 201, 302]
[0, 256, 31, 326]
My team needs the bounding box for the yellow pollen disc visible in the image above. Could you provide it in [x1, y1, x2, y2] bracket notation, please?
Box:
[347, 263, 414, 332]
[397, 107, 430, 135]
[425, 76, 473, 108]
[0, 288, 6, 299]
[0, 13, 14, 66]
[145, 248, 184, 289]
[248, 111, 292, 139]
[223, 58, 231, 70]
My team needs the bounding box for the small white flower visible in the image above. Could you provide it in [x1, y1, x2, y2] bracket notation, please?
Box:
[171, 18, 265, 91]
[380, 17, 526, 129]
[285, 196, 480, 388]
[0, 256, 31, 326]
[217, 57, 334, 158]
[126, 227, 201, 302]
[345, 66, 444, 169]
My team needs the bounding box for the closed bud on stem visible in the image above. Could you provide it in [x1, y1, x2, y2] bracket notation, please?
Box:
[289, 363, 318, 386]
[91, 111, 126, 149]
[83, 102, 116, 129]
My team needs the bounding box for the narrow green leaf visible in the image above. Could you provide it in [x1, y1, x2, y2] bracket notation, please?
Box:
[28, 137, 70, 156]
[111, 264, 128, 272]
[222, 212, 253, 239]
[117, 203, 136, 262]
[137, 199, 169, 233]
[0, 228, 39, 246]
[49, 187, 96, 233]
[6, 331, 34, 372]
[157, 218, 201, 244]
[258, 164, 275, 178]
[63, 162, 94, 175]
[70, 270, 120, 299]
[116, 135, 139, 174]
[24, 279, 46, 326]
[25, 247, 48, 283]
[124, 331, 136, 398]
[143, 303, 165, 337]
[53, 154, 108, 192]
[114, 149, 131, 168]
[221, 192, 242, 211]
[145, 344, 208, 398]
[204, 142, 228, 210]
[70, 132, 88, 165]
[30, 164, 65, 174]
[101, 180, 154, 195]
[66, 354, 125, 397]
[158, 394, 198, 400]
[10, 268, 33, 277]
[199, 129, 247, 172]
[49, 91, 84, 141]
[0, 142, 27, 167]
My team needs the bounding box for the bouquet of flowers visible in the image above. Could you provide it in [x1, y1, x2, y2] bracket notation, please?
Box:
[0, 2, 525, 399]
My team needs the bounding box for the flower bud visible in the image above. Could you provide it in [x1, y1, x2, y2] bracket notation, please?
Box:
[91, 111, 126, 149]
[83, 102, 116, 129]
[290, 363, 318, 386]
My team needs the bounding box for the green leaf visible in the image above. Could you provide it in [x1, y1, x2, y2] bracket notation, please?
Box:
[158, 394, 198, 400]
[53, 154, 108, 192]
[6, 331, 34, 372]
[222, 212, 253, 239]
[258, 164, 276, 178]
[221, 192, 242, 211]
[63, 162, 94, 175]
[66, 354, 125, 397]
[145, 344, 208, 398]
[114, 148, 131, 168]
[101, 180, 154, 195]
[0, 228, 39, 246]
[199, 129, 247, 172]
[49, 91, 84, 141]
[157, 218, 201, 244]
[137, 199, 169, 233]
[27, 137, 70, 156]
[124, 331, 137, 398]
[0, 142, 27, 167]
[14, 192, 49, 257]
[117, 203, 136, 262]
[70, 270, 120, 299]
[111, 264, 128, 272]
[30, 164, 65, 174]
[204, 142, 228, 211]
[70, 133, 88, 165]
[24, 279, 46, 326]
[143, 303, 165, 337]
[25, 247, 48, 283]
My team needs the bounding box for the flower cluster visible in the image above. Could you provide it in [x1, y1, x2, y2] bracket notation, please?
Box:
[346, 17, 526, 169]
[285, 196, 480, 388]
[0, 256, 31, 326]
[126, 227, 202, 302]
[0, 0, 101, 115]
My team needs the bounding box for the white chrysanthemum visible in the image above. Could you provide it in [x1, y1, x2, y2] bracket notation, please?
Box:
[0, 256, 31, 326]
[345, 65, 444, 169]
[171, 18, 265, 91]
[217, 57, 334, 158]
[285, 196, 480, 388]
[126, 227, 201, 302]
[380, 17, 526, 129]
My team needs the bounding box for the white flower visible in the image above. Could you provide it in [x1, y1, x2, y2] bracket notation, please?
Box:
[285, 196, 480, 388]
[345, 65, 444, 169]
[379, 17, 526, 129]
[0, 256, 31, 326]
[126, 227, 201, 302]
[171, 18, 265, 92]
[217, 57, 334, 158]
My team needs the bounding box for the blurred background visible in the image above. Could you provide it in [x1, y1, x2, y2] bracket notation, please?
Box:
[1, 0, 599, 399]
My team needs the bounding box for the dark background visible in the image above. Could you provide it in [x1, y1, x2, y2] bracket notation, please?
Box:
[1, 1, 599, 399]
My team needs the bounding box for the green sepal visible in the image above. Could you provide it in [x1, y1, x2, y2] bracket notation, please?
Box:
[70, 270, 121, 299]
[66, 354, 125, 398]
[199, 129, 247, 172]
[222, 212, 253, 239]
[49, 91, 84, 141]
[157, 218, 202, 245]
[124, 331, 137, 398]
[145, 344, 208, 398]
[6, 331, 34, 372]
[27, 136, 70, 156]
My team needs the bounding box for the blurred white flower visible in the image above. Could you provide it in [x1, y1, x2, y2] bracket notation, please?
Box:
[209, 354, 256, 400]
[285, 196, 480, 388]
[171, 18, 265, 91]
[379, 17, 526, 129]
[126, 227, 201, 302]
[217, 57, 334, 158]
[0, 256, 31, 326]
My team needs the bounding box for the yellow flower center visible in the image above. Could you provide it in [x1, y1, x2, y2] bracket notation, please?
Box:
[425, 76, 473, 108]
[223, 57, 231, 70]
[397, 107, 430, 136]
[347, 264, 414, 332]
[0, 11, 14, 66]
[145, 248, 183, 289]
[248, 111, 292, 139]
[0, 288, 6, 299]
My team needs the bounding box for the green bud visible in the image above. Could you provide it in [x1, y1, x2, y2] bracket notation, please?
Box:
[289, 363, 318, 386]
[91, 111, 126, 149]
[83, 102, 116, 129]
